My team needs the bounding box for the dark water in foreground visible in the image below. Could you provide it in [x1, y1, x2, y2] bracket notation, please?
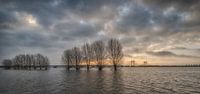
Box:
[0, 67, 200, 94]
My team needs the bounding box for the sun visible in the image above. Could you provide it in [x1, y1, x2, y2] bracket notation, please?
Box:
[26, 15, 37, 26]
[28, 17, 36, 24]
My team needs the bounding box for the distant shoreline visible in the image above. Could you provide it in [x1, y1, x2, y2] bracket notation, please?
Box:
[1, 65, 200, 68]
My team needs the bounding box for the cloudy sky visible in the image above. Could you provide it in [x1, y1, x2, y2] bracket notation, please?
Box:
[0, 0, 200, 65]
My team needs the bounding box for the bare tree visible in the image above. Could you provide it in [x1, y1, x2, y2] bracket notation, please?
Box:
[92, 40, 105, 70]
[82, 43, 93, 70]
[13, 55, 20, 69]
[18, 55, 23, 69]
[2, 59, 12, 69]
[71, 47, 82, 70]
[20, 54, 26, 69]
[35, 54, 42, 69]
[26, 54, 31, 69]
[62, 49, 73, 70]
[11, 53, 49, 70]
[32, 54, 37, 69]
[44, 56, 49, 70]
[35, 53, 49, 70]
[107, 38, 123, 71]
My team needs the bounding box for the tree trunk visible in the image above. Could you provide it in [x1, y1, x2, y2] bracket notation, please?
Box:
[67, 63, 70, 70]
[87, 64, 89, 71]
[76, 67, 79, 71]
[75, 59, 79, 71]
[67, 65, 70, 70]
[75, 63, 79, 71]
[98, 65, 102, 71]
[114, 64, 117, 71]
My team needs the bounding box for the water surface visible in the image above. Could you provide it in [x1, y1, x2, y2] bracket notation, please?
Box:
[0, 67, 200, 94]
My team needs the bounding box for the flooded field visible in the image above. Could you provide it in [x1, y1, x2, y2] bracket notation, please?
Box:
[0, 67, 200, 94]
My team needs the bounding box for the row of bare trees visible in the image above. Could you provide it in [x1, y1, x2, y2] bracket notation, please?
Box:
[2, 53, 49, 70]
[62, 38, 123, 71]
[2, 59, 12, 69]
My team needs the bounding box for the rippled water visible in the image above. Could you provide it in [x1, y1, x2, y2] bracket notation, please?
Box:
[0, 67, 200, 94]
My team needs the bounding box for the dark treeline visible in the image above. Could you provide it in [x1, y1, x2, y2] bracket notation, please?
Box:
[2, 38, 123, 71]
[2, 53, 49, 70]
[62, 38, 123, 71]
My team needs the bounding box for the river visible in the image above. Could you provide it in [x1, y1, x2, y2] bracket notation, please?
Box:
[0, 67, 200, 94]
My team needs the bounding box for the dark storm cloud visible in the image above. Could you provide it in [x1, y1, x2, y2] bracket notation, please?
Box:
[0, 0, 126, 28]
[115, 4, 153, 32]
[0, 0, 66, 28]
[147, 51, 176, 57]
[53, 21, 100, 41]
[0, 10, 17, 29]
[1, 0, 200, 30]
[0, 0, 200, 64]
[143, 0, 200, 10]
[1, 0, 199, 32]
[147, 51, 200, 58]
[0, 30, 58, 48]
[0, 29, 63, 62]
[120, 1, 200, 47]
[142, 0, 200, 30]
[111, 0, 200, 33]
[171, 47, 200, 53]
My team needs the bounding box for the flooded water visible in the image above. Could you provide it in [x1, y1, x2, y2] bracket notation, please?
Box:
[0, 67, 200, 94]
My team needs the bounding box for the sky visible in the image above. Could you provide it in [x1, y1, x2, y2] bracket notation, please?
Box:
[0, 0, 200, 65]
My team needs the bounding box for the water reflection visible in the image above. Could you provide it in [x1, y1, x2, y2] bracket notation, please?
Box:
[111, 70, 124, 94]
[0, 67, 200, 94]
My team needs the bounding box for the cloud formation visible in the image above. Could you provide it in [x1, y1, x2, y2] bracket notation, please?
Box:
[147, 51, 200, 58]
[0, 0, 200, 65]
